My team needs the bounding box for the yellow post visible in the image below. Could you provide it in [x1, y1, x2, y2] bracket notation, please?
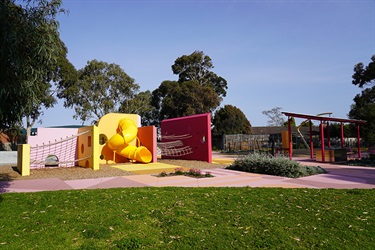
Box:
[17, 144, 30, 176]
[92, 125, 99, 170]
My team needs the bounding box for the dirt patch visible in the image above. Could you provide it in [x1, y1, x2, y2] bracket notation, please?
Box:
[0, 159, 230, 181]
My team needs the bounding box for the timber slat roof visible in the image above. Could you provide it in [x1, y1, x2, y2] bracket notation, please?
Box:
[282, 112, 366, 124]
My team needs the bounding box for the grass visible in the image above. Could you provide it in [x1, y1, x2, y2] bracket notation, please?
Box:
[0, 188, 374, 249]
[227, 154, 326, 178]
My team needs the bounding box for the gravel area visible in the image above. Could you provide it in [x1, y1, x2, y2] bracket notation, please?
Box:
[0, 159, 230, 181]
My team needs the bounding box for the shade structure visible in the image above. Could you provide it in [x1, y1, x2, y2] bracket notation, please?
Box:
[282, 112, 366, 163]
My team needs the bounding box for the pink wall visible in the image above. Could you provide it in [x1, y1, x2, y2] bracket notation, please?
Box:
[28, 128, 79, 168]
[161, 113, 212, 163]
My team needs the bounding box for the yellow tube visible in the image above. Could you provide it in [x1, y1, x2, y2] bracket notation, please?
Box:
[117, 145, 152, 163]
[134, 146, 152, 163]
[107, 118, 138, 150]
[121, 125, 138, 144]
[107, 117, 152, 163]
[107, 133, 126, 151]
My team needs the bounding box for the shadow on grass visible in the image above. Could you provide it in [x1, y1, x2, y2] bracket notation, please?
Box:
[0, 165, 19, 196]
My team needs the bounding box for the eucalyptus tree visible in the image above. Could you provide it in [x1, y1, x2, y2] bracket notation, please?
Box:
[0, 0, 67, 132]
[349, 55, 375, 145]
[119, 90, 157, 126]
[58, 60, 139, 124]
[151, 51, 228, 124]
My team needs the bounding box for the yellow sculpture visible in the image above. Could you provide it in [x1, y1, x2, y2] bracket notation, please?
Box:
[106, 118, 152, 163]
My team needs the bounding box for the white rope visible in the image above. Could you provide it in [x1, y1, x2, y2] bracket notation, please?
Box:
[161, 134, 192, 140]
[30, 129, 92, 168]
[161, 146, 193, 156]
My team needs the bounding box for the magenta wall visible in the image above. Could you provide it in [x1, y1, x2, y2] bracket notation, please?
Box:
[161, 113, 212, 163]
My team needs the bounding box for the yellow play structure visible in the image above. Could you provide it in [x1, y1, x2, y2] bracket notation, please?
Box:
[17, 113, 157, 176]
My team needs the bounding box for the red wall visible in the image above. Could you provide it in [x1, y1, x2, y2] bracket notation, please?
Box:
[161, 113, 212, 163]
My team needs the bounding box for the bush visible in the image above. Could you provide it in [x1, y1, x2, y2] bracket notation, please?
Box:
[226, 153, 326, 178]
[157, 168, 213, 178]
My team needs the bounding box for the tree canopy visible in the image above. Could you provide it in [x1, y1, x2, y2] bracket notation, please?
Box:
[58, 60, 139, 124]
[212, 105, 251, 136]
[349, 55, 375, 145]
[119, 90, 157, 126]
[0, 0, 66, 130]
[352, 55, 375, 87]
[151, 51, 227, 124]
[349, 87, 375, 144]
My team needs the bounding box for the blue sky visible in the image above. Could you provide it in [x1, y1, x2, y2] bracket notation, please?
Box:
[40, 0, 375, 127]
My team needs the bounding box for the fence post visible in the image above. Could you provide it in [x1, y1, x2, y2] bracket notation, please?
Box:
[17, 144, 30, 176]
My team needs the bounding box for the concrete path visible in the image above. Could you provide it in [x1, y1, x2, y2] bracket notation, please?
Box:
[1, 157, 374, 193]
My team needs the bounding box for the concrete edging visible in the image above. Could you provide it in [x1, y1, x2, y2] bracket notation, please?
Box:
[0, 151, 17, 165]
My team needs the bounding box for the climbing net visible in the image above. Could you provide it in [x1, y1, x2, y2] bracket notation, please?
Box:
[158, 134, 193, 157]
[30, 130, 92, 169]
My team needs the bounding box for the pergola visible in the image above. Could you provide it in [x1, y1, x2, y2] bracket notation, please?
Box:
[282, 112, 366, 163]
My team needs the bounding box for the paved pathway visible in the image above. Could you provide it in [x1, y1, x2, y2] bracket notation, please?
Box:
[1, 157, 374, 193]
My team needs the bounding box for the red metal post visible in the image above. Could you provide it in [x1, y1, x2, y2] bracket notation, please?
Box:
[357, 125, 361, 158]
[320, 122, 325, 163]
[309, 120, 314, 159]
[327, 122, 331, 148]
[340, 123, 345, 148]
[288, 117, 292, 160]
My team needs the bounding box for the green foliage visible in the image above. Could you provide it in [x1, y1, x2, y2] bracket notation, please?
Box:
[118, 90, 157, 126]
[328, 122, 357, 138]
[350, 55, 375, 145]
[283, 117, 296, 127]
[212, 105, 251, 136]
[157, 168, 213, 178]
[0, 188, 374, 249]
[349, 87, 375, 145]
[58, 60, 139, 124]
[151, 51, 227, 124]
[352, 55, 375, 87]
[172, 50, 228, 97]
[227, 153, 326, 178]
[342, 156, 375, 167]
[0, 0, 67, 130]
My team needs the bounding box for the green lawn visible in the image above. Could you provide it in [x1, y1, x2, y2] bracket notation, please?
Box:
[0, 188, 373, 249]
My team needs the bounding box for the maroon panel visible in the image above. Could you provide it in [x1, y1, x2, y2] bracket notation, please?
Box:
[161, 113, 212, 163]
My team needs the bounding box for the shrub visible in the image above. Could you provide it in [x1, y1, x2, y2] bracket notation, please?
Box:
[157, 168, 214, 178]
[226, 153, 326, 178]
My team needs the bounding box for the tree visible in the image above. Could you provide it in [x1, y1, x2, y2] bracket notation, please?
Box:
[349, 87, 375, 145]
[58, 60, 139, 124]
[0, 0, 66, 131]
[24, 43, 77, 139]
[352, 55, 375, 87]
[172, 51, 228, 97]
[262, 107, 286, 126]
[349, 55, 375, 145]
[283, 117, 296, 127]
[151, 51, 227, 124]
[212, 105, 251, 136]
[119, 90, 157, 126]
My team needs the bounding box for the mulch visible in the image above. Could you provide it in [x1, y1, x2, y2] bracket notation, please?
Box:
[0, 159, 230, 181]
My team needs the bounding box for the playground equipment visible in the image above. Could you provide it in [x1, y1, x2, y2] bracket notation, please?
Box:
[17, 113, 157, 176]
[106, 118, 152, 163]
[283, 111, 366, 163]
[161, 113, 212, 163]
[17, 112, 211, 176]
[296, 112, 333, 150]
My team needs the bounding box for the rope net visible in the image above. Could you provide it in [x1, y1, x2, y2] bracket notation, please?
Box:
[158, 134, 193, 157]
[30, 130, 92, 169]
